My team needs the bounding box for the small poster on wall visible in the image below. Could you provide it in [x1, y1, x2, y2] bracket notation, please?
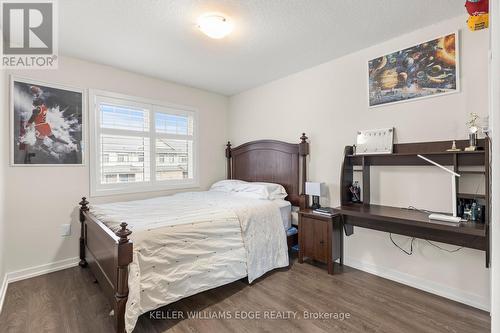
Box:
[368, 32, 459, 107]
[11, 77, 84, 165]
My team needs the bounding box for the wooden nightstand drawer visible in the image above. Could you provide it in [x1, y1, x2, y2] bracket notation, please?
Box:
[298, 210, 343, 274]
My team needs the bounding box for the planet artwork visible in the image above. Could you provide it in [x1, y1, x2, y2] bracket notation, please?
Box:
[368, 33, 458, 107]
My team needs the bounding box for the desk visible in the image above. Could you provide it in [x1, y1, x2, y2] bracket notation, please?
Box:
[338, 139, 490, 267]
[337, 203, 486, 250]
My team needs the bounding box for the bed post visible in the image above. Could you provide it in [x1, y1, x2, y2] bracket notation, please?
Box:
[115, 222, 133, 333]
[299, 133, 309, 209]
[79, 197, 89, 268]
[226, 141, 232, 179]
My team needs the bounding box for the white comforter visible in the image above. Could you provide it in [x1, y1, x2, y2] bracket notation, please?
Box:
[90, 191, 289, 332]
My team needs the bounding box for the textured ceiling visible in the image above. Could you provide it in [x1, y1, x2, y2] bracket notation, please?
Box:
[59, 0, 465, 95]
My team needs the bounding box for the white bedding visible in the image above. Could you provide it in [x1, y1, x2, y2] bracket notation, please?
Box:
[276, 200, 292, 230]
[90, 191, 289, 332]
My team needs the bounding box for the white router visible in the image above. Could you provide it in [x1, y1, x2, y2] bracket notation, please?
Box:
[417, 154, 462, 224]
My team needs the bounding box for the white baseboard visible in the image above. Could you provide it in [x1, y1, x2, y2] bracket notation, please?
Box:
[0, 257, 79, 314]
[344, 257, 490, 312]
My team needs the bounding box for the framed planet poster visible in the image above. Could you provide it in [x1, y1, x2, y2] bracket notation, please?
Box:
[368, 32, 459, 107]
[10, 76, 85, 166]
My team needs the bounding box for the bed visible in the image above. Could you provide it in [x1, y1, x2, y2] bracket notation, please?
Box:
[78, 134, 310, 333]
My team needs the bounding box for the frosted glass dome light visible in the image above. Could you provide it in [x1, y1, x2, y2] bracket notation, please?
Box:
[197, 14, 233, 39]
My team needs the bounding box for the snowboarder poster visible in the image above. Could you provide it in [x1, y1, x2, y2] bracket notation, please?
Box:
[11, 78, 84, 165]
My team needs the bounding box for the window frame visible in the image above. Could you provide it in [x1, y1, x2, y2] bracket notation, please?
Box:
[89, 89, 199, 197]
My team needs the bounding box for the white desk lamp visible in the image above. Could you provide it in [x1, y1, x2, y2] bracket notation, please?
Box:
[417, 155, 462, 223]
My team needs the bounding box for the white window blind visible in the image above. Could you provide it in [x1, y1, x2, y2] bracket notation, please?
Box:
[90, 91, 198, 196]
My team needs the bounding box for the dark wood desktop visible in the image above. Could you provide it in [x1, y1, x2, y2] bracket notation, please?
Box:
[336, 139, 490, 267]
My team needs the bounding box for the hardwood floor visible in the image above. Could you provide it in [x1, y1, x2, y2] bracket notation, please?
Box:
[0, 258, 490, 333]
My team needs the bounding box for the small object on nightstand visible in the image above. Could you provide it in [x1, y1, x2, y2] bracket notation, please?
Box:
[305, 182, 323, 210]
[446, 140, 461, 152]
[313, 207, 335, 216]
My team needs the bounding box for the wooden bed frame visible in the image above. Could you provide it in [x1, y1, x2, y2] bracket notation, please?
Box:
[78, 133, 309, 333]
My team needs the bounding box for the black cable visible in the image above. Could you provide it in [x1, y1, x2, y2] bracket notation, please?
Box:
[406, 206, 432, 214]
[390, 206, 467, 254]
[389, 233, 415, 255]
[425, 240, 462, 253]
[389, 232, 463, 254]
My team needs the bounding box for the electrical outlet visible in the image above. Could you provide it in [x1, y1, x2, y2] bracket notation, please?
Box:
[60, 224, 71, 237]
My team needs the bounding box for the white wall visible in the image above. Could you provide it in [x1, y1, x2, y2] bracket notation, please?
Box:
[229, 15, 490, 310]
[490, 0, 500, 330]
[1, 56, 229, 275]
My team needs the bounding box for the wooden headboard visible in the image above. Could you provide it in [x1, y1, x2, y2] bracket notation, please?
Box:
[225, 133, 309, 207]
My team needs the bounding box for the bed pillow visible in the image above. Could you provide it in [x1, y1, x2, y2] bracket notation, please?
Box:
[231, 191, 269, 200]
[252, 182, 288, 200]
[234, 182, 288, 200]
[232, 182, 271, 199]
[209, 179, 247, 192]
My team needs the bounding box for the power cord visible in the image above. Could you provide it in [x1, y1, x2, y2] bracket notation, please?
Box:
[424, 240, 462, 253]
[389, 233, 415, 255]
[389, 233, 462, 254]
[406, 206, 432, 214]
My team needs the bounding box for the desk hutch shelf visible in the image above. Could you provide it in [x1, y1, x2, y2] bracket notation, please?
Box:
[337, 139, 490, 267]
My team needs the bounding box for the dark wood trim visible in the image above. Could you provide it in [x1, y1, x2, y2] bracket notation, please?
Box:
[298, 209, 342, 274]
[388, 139, 486, 154]
[225, 133, 309, 207]
[338, 139, 490, 265]
[485, 137, 491, 267]
[225, 141, 232, 179]
[79, 197, 89, 268]
[114, 223, 132, 333]
[79, 198, 132, 333]
[299, 133, 309, 209]
[340, 146, 354, 236]
[346, 139, 486, 167]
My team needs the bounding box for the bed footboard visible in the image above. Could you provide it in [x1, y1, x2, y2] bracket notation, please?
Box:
[79, 197, 133, 333]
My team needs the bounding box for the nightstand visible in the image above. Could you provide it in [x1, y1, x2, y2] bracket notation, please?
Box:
[298, 209, 343, 274]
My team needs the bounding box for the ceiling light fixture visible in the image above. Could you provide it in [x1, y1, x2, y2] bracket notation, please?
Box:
[197, 13, 233, 39]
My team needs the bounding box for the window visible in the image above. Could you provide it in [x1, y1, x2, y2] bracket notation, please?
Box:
[105, 174, 117, 183]
[90, 91, 198, 196]
[117, 154, 129, 163]
[119, 173, 136, 183]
